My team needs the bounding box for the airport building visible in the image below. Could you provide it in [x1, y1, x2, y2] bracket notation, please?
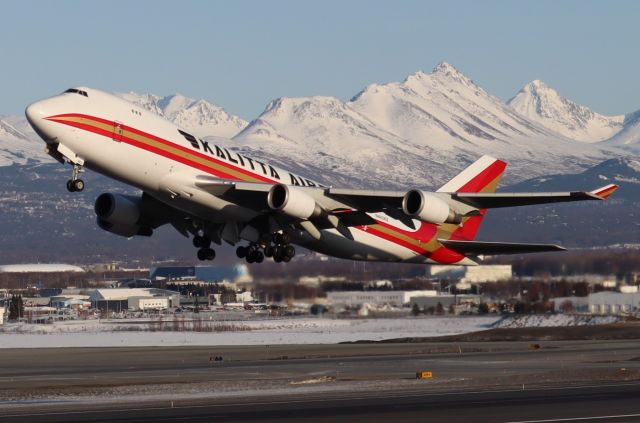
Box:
[410, 294, 481, 312]
[150, 264, 252, 283]
[428, 265, 512, 283]
[0, 263, 85, 273]
[327, 290, 438, 308]
[553, 291, 640, 315]
[89, 288, 180, 311]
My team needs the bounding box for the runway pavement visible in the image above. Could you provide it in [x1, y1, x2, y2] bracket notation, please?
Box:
[2, 382, 640, 422]
[0, 340, 639, 422]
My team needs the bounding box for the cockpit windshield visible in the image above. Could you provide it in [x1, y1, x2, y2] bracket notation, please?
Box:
[64, 88, 88, 97]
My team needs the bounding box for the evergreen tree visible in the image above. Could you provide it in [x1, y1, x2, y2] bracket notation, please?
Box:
[8, 296, 17, 320]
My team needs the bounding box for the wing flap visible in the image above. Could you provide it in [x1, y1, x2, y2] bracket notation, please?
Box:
[438, 239, 566, 255]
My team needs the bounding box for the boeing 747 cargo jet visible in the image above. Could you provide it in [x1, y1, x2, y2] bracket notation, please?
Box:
[25, 87, 617, 264]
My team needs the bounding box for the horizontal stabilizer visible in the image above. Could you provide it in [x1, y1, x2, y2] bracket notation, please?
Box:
[438, 239, 566, 255]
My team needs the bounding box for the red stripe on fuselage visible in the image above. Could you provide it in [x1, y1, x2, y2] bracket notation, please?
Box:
[47, 113, 469, 263]
[46, 114, 274, 183]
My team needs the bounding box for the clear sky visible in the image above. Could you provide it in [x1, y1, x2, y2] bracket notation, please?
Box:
[2, 0, 639, 119]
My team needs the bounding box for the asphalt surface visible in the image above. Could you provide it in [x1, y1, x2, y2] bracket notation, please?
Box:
[2, 383, 640, 422]
[1, 340, 640, 422]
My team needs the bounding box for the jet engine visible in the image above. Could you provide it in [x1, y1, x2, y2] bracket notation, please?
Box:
[402, 190, 461, 224]
[267, 184, 321, 220]
[94, 193, 153, 237]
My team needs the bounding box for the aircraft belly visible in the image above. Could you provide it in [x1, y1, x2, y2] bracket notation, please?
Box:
[297, 227, 423, 262]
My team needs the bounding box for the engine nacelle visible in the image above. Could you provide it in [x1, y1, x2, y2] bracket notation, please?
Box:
[267, 184, 320, 220]
[402, 190, 461, 224]
[94, 193, 152, 237]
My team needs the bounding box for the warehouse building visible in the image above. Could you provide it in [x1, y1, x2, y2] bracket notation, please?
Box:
[89, 288, 180, 311]
[554, 291, 640, 315]
[327, 290, 437, 308]
[150, 264, 252, 283]
[428, 265, 512, 282]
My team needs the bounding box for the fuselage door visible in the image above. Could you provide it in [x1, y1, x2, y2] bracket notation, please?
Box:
[113, 121, 124, 142]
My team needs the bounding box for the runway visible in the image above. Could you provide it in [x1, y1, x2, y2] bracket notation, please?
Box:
[3, 383, 640, 422]
[1, 340, 639, 422]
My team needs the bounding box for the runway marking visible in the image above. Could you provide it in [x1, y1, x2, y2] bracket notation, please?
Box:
[504, 414, 640, 422]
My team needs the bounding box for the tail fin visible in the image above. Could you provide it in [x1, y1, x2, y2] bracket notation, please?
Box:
[438, 155, 507, 241]
[437, 155, 507, 194]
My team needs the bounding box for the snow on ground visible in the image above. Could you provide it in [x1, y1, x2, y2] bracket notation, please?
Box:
[492, 314, 622, 328]
[0, 316, 500, 348]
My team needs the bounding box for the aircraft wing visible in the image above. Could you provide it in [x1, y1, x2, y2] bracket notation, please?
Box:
[438, 239, 566, 255]
[324, 188, 405, 211]
[194, 177, 618, 215]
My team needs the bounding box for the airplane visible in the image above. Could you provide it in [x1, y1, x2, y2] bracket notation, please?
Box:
[24, 87, 618, 265]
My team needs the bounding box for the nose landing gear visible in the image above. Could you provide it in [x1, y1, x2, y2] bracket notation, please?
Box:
[66, 164, 85, 192]
[193, 234, 215, 261]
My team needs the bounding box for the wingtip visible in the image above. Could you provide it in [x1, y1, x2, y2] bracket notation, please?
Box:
[590, 184, 619, 200]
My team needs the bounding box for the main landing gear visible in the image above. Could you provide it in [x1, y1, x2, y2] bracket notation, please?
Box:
[236, 232, 296, 264]
[193, 234, 216, 261]
[66, 164, 85, 192]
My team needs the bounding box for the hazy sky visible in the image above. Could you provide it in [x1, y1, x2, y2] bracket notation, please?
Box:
[2, 0, 639, 119]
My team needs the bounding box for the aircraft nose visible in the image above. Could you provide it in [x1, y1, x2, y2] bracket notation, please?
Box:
[25, 100, 46, 127]
[25, 99, 58, 142]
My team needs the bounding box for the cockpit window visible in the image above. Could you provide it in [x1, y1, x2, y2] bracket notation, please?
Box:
[64, 88, 88, 97]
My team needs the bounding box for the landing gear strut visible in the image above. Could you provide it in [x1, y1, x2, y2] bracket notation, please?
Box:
[66, 164, 85, 192]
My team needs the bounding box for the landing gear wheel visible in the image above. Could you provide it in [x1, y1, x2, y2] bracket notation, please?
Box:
[236, 246, 247, 258]
[273, 232, 291, 245]
[264, 245, 274, 258]
[66, 180, 75, 192]
[193, 235, 211, 248]
[72, 179, 85, 192]
[204, 248, 215, 260]
[197, 248, 215, 261]
[255, 251, 264, 263]
[197, 249, 207, 261]
[284, 245, 296, 259]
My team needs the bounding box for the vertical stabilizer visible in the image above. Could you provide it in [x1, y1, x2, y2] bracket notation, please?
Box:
[438, 155, 507, 241]
[437, 155, 507, 194]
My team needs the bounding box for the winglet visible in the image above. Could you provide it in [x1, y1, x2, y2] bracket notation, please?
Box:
[590, 184, 619, 200]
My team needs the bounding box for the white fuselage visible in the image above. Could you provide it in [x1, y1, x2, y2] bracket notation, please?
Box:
[25, 87, 470, 265]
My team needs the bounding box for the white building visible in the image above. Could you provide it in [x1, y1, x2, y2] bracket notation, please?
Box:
[89, 288, 180, 310]
[0, 264, 85, 273]
[554, 291, 640, 315]
[427, 265, 512, 283]
[327, 290, 438, 307]
[588, 292, 640, 315]
[128, 297, 169, 311]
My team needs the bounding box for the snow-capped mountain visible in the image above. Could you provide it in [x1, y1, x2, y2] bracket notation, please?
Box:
[230, 63, 615, 187]
[231, 95, 458, 188]
[116, 92, 247, 138]
[601, 109, 640, 153]
[508, 80, 624, 142]
[508, 157, 640, 199]
[0, 118, 50, 166]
